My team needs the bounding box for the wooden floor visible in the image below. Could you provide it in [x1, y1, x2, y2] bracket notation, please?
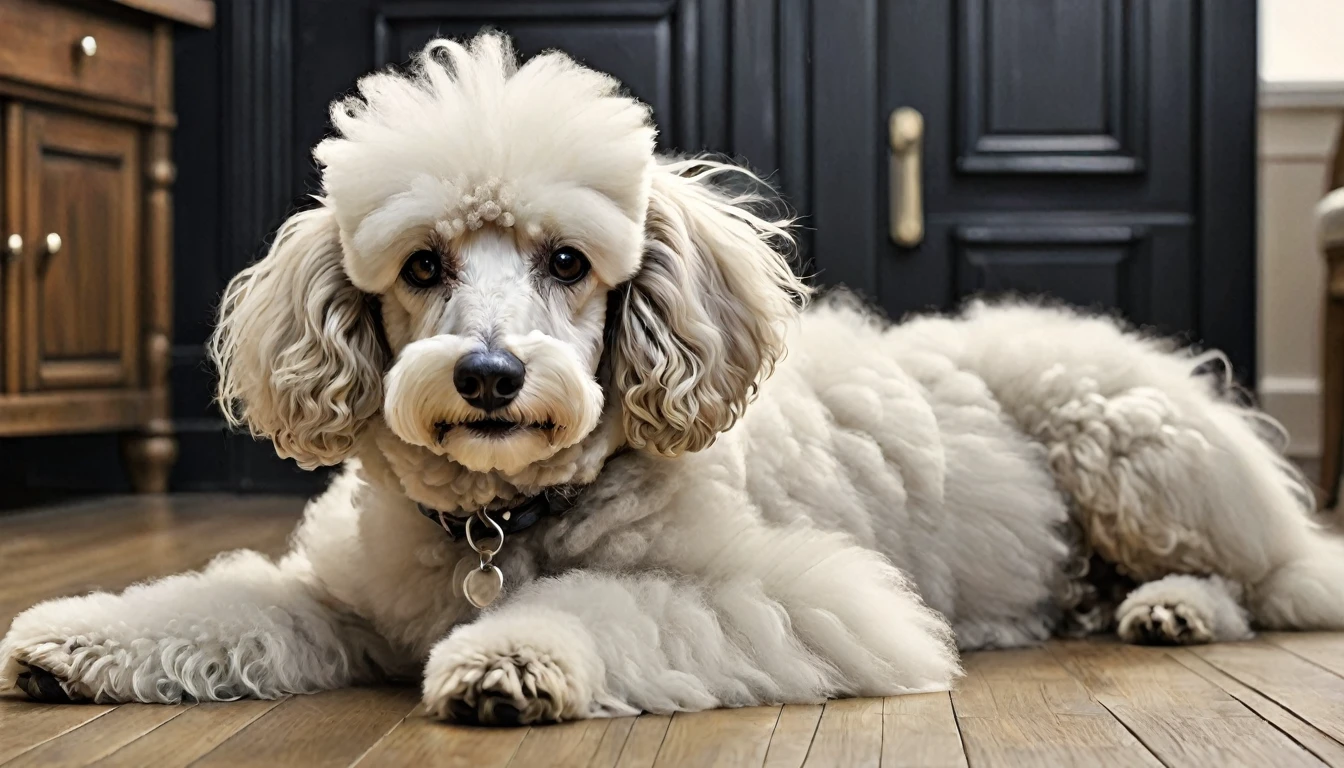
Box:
[4, 497, 1344, 767]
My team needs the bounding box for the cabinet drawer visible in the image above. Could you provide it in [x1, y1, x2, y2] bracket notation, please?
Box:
[0, 0, 155, 108]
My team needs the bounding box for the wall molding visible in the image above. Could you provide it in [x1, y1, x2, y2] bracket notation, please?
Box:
[1260, 375, 1321, 458]
[1261, 80, 1344, 110]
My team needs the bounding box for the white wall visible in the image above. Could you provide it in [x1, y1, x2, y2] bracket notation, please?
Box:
[1257, 0, 1344, 457]
[1261, 0, 1344, 87]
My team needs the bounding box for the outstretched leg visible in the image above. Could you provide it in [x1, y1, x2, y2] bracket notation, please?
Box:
[0, 549, 394, 703]
[423, 530, 959, 724]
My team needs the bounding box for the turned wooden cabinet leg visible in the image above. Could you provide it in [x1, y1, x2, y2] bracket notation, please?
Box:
[129, 24, 179, 495]
[124, 429, 178, 493]
[124, 329, 176, 493]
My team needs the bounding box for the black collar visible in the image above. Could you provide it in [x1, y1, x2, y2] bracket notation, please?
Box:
[417, 489, 575, 542]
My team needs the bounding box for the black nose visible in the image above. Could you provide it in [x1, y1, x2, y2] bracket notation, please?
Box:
[454, 349, 526, 412]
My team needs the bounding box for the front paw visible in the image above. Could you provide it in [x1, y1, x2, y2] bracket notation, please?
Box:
[1, 637, 96, 703]
[2, 597, 148, 704]
[424, 647, 575, 725]
[422, 615, 605, 725]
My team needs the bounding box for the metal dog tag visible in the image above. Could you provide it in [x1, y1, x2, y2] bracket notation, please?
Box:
[462, 510, 506, 609]
[464, 564, 504, 608]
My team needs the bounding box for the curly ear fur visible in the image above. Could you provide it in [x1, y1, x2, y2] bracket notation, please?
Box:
[208, 206, 385, 468]
[614, 159, 809, 455]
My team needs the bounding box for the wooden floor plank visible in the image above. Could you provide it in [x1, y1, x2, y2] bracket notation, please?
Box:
[1264, 632, 1344, 678]
[506, 717, 611, 768]
[801, 698, 882, 768]
[3, 703, 193, 768]
[612, 714, 671, 768]
[0, 497, 153, 560]
[192, 686, 419, 767]
[0, 698, 115, 765]
[1170, 648, 1344, 767]
[1052, 641, 1325, 768]
[0, 504, 298, 629]
[587, 717, 637, 768]
[762, 704, 822, 768]
[0, 496, 298, 576]
[881, 692, 967, 768]
[1194, 640, 1344, 747]
[92, 699, 288, 768]
[353, 706, 527, 768]
[952, 648, 1163, 768]
[652, 707, 780, 768]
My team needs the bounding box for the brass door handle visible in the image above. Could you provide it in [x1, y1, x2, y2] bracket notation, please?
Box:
[888, 107, 924, 247]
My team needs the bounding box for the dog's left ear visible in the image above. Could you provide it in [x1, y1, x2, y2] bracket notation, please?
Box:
[613, 160, 808, 456]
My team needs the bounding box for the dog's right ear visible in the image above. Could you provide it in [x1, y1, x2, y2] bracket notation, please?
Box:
[208, 206, 386, 468]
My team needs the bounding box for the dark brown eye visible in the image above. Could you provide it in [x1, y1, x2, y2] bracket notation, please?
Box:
[401, 250, 441, 288]
[548, 246, 589, 284]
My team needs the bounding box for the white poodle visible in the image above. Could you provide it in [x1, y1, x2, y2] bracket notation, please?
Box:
[4, 34, 1342, 725]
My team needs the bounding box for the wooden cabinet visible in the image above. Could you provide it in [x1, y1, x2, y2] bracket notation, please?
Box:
[0, 0, 214, 492]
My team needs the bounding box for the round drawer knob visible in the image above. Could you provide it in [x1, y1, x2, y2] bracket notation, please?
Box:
[79, 36, 97, 58]
[45, 233, 62, 255]
[4, 233, 21, 262]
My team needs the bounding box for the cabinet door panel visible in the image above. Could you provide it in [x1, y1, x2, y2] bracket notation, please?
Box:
[22, 108, 139, 391]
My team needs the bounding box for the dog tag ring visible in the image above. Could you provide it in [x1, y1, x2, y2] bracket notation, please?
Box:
[464, 511, 506, 608]
[464, 563, 504, 608]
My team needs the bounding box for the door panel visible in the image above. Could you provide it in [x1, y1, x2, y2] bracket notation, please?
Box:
[959, 0, 1145, 175]
[22, 108, 140, 391]
[948, 223, 1193, 331]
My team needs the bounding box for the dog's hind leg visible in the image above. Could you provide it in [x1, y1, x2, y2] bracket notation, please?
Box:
[1033, 380, 1231, 581]
[0, 549, 394, 704]
[901, 303, 1344, 633]
[1030, 362, 1344, 632]
[1116, 574, 1251, 645]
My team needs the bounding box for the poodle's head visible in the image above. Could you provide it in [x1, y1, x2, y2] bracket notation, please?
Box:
[209, 33, 806, 478]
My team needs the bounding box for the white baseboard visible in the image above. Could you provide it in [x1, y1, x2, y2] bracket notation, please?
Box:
[1259, 376, 1322, 458]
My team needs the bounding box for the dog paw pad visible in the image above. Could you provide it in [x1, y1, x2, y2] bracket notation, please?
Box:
[15, 663, 80, 703]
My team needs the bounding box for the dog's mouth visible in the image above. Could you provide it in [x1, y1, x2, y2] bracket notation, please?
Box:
[435, 418, 558, 441]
